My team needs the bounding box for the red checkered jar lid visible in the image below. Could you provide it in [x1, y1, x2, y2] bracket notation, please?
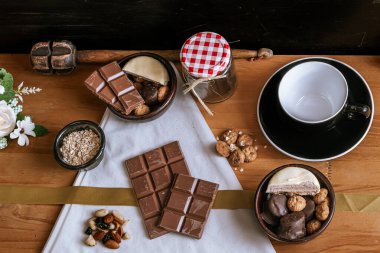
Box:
[180, 32, 231, 78]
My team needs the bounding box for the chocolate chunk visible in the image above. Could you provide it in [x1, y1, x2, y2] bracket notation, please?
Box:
[268, 194, 288, 217]
[120, 90, 145, 115]
[158, 174, 219, 239]
[261, 199, 279, 226]
[84, 71, 106, 93]
[303, 198, 316, 221]
[140, 85, 158, 106]
[98, 86, 117, 104]
[99, 62, 124, 82]
[83, 62, 145, 115]
[109, 75, 135, 96]
[125, 141, 191, 239]
[277, 212, 306, 240]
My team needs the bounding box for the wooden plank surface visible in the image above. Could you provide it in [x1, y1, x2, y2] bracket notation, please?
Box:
[0, 54, 379, 252]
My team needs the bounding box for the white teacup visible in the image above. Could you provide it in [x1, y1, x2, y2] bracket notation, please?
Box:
[278, 61, 370, 125]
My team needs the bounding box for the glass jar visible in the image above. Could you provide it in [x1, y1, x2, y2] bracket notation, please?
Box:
[180, 32, 237, 103]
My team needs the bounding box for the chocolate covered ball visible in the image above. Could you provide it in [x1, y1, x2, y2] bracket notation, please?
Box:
[268, 194, 288, 217]
[303, 198, 316, 221]
[140, 85, 158, 105]
[261, 199, 279, 226]
[277, 212, 306, 240]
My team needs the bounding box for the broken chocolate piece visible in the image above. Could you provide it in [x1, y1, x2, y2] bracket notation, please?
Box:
[277, 212, 306, 240]
[158, 174, 219, 239]
[268, 194, 288, 217]
[99, 61, 124, 82]
[125, 141, 191, 239]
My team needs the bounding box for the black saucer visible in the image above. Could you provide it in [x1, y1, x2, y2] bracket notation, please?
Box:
[258, 57, 374, 161]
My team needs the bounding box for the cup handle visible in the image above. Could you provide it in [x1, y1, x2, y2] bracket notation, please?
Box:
[345, 103, 371, 120]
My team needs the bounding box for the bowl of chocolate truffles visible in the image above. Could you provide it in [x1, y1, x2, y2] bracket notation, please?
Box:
[254, 164, 335, 243]
[53, 120, 106, 171]
[84, 52, 177, 122]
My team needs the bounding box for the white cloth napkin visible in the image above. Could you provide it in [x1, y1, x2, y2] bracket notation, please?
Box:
[43, 67, 275, 253]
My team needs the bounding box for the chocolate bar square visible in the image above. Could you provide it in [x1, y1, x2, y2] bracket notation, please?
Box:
[109, 75, 135, 96]
[84, 71, 105, 93]
[125, 141, 191, 239]
[119, 90, 145, 115]
[99, 61, 124, 82]
[98, 86, 117, 104]
[158, 174, 219, 239]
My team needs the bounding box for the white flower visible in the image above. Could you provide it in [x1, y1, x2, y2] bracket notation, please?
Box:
[0, 100, 16, 137]
[10, 116, 36, 146]
[0, 85, 4, 95]
[0, 137, 7, 149]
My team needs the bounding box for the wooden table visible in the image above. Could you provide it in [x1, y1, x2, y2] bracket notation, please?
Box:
[0, 54, 379, 253]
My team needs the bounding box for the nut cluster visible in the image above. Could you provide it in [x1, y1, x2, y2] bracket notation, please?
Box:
[84, 209, 130, 249]
[128, 74, 170, 116]
[60, 129, 100, 166]
[215, 129, 257, 167]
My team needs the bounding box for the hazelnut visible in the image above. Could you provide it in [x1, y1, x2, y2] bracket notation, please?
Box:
[321, 196, 330, 207]
[215, 140, 230, 157]
[134, 104, 150, 116]
[316, 203, 329, 221]
[242, 145, 257, 162]
[306, 219, 322, 234]
[287, 195, 306, 212]
[229, 149, 245, 166]
[313, 188, 328, 204]
[103, 214, 114, 224]
[237, 134, 254, 148]
[221, 129, 239, 145]
[157, 86, 170, 102]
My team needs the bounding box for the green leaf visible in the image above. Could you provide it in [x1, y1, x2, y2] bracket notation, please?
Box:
[16, 113, 25, 121]
[0, 69, 15, 101]
[34, 125, 48, 137]
[0, 68, 6, 79]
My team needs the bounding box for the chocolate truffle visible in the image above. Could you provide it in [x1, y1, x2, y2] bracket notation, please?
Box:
[268, 194, 288, 217]
[303, 198, 316, 221]
[140, 85, 158, 105]
[277, 212, 306, 240]
[261, 199, 279, 226]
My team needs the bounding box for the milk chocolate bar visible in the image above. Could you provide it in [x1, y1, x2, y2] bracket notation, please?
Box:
[125, 141, 191, 239]
[84, 61, 144, 115]
[158, 174, 219, 239]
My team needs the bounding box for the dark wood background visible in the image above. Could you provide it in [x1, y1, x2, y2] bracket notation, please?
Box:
[2, 0, 380, 54]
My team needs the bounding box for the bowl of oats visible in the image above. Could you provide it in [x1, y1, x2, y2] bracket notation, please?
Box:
[53, 120, 105, 171]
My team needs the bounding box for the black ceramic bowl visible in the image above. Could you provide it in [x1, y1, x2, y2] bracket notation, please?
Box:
[254, 164, 335, 243]
[108, 52, 177, 122]
[53, 120, 105, 171]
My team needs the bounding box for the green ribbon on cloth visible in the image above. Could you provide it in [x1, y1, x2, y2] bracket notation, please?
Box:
[0, 185, 379, 213]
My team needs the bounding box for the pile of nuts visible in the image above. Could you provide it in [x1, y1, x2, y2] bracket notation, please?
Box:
[84, 209, 130, 249]
[128, 74, 170, 116]
[215, 129, 257, 167]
